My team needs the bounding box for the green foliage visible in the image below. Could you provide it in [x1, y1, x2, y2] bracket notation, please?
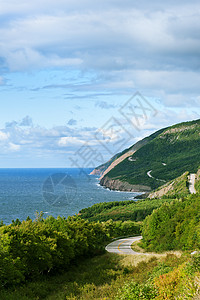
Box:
[102, 219, 141, 238]
[142, 194, 200, 252]
[148, 262, 173, 281]
[0, 215, 110, 287]
[104, 119, 200, 190]
[191, 253, 200, 272]
[116, 254, 190, 300]
[116, 254, 200, 300]
[116, 281, 157, 300]
[79, 198, 173, 222]
[0, 213, 142, 289]
[0, 220, 4, 227]
[153, 261, 200, 300]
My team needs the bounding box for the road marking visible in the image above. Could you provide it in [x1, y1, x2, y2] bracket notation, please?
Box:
[117, 240, 128, 253]
[106, 236, 143, 255]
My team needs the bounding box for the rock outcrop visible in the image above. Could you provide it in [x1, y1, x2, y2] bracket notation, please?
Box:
[100, 176, 151, 192]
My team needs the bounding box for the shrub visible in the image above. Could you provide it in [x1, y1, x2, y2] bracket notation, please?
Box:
[116, 281, 157, 300]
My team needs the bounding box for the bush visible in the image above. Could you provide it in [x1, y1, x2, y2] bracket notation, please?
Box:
[116, 281, 157, 300]
[191, 253, 200, 272]
[0, 215, 110, 287]
[102, 219, 141, 238]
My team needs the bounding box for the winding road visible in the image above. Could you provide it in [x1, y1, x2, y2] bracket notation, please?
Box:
[147, 169, 166, 183]
[105, 236, 144, 255]
[189, 173, 197, 194]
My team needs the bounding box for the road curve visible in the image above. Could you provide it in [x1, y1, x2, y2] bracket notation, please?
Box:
[105, 236, 143, 255]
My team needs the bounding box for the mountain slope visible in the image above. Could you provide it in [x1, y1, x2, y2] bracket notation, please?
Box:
[91, 127, 166, 177]
[96, 119, 200, 192]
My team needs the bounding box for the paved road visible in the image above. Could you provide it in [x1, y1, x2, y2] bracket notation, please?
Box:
[147, 170, 165, 183]
[105, 236, 143, 255]
[147, 170, 153, 178]
[189, 174, 196, 194]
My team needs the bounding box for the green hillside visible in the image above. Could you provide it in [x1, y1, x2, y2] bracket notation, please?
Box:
[142, 194, 200, 252]
[79, 198, 173, 222]
[102, 119, 200, 190]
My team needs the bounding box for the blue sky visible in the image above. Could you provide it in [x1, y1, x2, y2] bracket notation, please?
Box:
[0, 0, 200, 168]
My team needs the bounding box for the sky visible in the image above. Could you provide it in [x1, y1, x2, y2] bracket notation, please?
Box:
[0, 0, 200, 168]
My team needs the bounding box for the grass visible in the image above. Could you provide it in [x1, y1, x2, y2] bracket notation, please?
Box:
[131, 239, 146, 253]
[0, 251, 187, 300]
[131, 240, 182, 259]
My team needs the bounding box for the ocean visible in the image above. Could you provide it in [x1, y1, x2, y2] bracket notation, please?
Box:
[0, 168, 141, 224]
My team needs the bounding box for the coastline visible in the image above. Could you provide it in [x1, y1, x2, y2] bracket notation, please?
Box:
[95, 179, 144, 197]
[99, 175, 151, 193]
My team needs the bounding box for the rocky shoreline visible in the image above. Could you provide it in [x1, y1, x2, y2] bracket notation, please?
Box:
[100, 176, 151, 193]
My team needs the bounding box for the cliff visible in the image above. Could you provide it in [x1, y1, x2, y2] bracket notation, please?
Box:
[100, 176, 151, 192]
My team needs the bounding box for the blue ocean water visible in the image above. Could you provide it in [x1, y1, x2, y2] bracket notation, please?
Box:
[0, 168, 141, 224]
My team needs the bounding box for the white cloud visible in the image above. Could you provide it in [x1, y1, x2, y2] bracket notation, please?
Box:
[0, 2, 200, 73]
[0, 1, 199, 112]
[58, 136, 84, 146]
[8, 142, 20, 151]
[0, 107, 199, 166]
[0, 131, 9, 141]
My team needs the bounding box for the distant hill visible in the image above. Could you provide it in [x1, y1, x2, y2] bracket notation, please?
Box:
[92, 119, 200, 192]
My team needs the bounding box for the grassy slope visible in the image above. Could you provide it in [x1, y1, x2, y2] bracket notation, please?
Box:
[0, 250, 189, 300]
[105, 119, 200, 190]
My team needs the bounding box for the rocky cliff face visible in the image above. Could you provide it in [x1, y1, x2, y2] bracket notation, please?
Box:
[100, 176, 151, 192]
[148, 182, 174, 199]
